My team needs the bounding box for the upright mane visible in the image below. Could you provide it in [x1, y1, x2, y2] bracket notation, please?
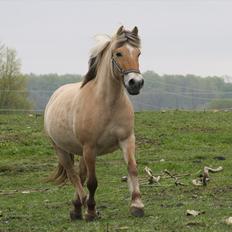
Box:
[115, 29, 141, 49]
[81, 27, 141, 88]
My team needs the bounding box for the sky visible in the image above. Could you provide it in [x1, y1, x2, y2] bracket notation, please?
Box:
[0, 0, 232, 77]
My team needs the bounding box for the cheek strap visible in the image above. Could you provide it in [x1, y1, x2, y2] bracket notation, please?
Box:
[112, 57, 141, 76]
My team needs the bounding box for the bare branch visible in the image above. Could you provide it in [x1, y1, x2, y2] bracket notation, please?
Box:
[163, 169, 186, 186]
[144, 166, 161, 184]
[192, 166, 223, 186]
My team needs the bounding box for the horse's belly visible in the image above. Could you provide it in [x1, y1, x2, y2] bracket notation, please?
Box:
[95, 134, 120, 155]
[97, 144, 119, 156]
[47, 123, 82, 154]
[54, 136, 83, 155]
[45, 107, 83, 154]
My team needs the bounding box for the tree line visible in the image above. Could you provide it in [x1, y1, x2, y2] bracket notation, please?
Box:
[26, 72, 232, 111]
[1, 43, 232, 112]
[136, 71, 232, 111]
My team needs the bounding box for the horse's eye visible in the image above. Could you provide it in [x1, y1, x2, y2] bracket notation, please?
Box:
[116, 52, 123, 57]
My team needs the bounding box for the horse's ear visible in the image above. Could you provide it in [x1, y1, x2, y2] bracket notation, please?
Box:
[132, 26, 138, 36]
[116, 26, 124, 36]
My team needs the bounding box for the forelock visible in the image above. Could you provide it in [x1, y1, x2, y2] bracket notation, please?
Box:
[115, 30, 141, 49]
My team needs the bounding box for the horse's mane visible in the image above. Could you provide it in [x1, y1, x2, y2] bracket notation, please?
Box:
[81, 28, 140, 88]
[116, 30, 140, 49]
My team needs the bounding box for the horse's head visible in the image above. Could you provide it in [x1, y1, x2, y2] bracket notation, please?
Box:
[112, 26, 144, 95]
[82, 26, 144, 94]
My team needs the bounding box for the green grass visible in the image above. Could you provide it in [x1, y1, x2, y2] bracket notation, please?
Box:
[0, 111, 232, 231]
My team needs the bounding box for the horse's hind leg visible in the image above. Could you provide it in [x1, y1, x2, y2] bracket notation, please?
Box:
[53, 144, 86, 220]
[83, 145, 98, 221]
[71, 156, 87, 220]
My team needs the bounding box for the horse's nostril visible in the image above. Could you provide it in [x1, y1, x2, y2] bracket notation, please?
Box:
[128, 79, 136, 87]
[140, 79, 144, 87]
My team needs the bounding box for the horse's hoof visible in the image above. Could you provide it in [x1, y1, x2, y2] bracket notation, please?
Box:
[85, 213, 97, 222]
[85, 211, 100, 222]
[130, 206, 144, 217]
[70, 210, 82, 221]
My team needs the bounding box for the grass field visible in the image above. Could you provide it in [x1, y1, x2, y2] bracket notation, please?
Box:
[0, 111, 232, 232]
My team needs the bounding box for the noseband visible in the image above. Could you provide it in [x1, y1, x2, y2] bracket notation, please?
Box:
[112, 57, 140, 76]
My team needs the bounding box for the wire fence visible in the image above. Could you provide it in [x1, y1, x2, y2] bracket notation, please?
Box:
[1, 83, 232, 113]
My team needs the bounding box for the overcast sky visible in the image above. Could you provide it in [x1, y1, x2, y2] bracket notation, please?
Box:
[0, 0, 231, 77]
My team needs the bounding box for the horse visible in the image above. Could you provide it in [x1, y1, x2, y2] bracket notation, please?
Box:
[44, 26, 144, 221]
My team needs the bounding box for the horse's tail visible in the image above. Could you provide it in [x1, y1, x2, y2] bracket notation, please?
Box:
[46, 154, 74, 185]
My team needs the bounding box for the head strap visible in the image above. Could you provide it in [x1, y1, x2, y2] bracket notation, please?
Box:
[112, 57, 140, 76]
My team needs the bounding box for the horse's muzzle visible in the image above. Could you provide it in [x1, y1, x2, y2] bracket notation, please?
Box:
[124, 73, 144, 95]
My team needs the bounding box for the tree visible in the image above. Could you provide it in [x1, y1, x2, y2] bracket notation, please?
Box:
[0, 43, 31, 110]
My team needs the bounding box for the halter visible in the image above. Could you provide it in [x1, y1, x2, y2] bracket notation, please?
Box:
[112, 57, 141, 76]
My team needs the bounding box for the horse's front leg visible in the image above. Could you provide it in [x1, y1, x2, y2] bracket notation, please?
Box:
[70, 156, 87, 220]
[83, 145, 98, 221]
[120, 134, 144, 217]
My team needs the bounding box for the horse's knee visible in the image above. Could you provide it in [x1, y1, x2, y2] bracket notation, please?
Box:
[128, 161, 138, 177]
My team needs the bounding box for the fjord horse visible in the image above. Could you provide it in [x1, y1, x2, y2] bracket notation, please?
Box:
[44, 26, 144, 221]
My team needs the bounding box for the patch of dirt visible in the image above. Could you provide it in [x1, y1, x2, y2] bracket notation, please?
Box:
[186, 221, 206, 227]
[212, 186, 232, 195]
[136, 135, 161, 146]
[0, 134, 21, 143]
[160, 202, 184, 208]
[44, 202, 65, 209]
[213, 156, 226, 161]
[0, 163, 55, 175]
[178, 127, 220, 133]
[192, 155, 207, 163]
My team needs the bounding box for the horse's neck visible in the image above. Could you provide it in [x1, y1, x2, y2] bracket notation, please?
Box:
[95, 61, 124, 105]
